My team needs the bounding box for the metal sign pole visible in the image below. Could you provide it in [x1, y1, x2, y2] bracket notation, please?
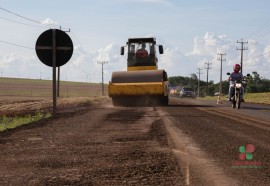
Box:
[102, 62, 104, 96]
[57, 67, 60, 97]
[52, 29, 57, 116]
[35, 28, 73, 116]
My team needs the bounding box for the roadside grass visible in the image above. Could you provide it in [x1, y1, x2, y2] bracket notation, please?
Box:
[200, 92, 270, 104]
[245, 92, 270, 104]
[0, 112, 51, 132]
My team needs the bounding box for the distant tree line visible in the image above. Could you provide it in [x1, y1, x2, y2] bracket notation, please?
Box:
[245, 72, 270, 93]
[169, 71, 270, 97]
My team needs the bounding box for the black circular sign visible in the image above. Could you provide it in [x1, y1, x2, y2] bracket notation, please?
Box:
[35, 29, 73, 67]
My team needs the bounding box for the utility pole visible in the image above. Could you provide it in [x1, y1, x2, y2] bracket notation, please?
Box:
[204, 61, 212, 96]
[217, 53, 226, 96]
[237, 39, 248, 73]
[86, 74, 89, 83]
[197, 68, 203, 98]
[97, 61, 108, 96]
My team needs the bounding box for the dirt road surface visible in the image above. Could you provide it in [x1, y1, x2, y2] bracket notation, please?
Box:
[0, 98, 182, 185]
[0, 97, 269, 185]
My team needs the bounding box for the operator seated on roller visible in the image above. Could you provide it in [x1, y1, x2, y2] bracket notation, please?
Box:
[136, 43, 148, 57]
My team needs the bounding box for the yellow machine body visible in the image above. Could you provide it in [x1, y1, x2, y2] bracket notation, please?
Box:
[108, 70, 168, 97]
[108, 38, 169, 106]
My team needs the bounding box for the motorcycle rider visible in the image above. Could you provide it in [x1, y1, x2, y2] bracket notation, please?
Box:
[228, 64, 244, 102]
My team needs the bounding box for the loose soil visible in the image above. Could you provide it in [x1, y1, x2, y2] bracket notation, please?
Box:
[0, 97, 182, 185]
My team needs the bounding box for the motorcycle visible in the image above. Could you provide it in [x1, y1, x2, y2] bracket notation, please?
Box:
[226, 73, 250, 109]
[229, 79, 246, 109]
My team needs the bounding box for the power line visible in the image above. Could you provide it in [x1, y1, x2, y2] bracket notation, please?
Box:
[0, 6, 61, 28]
[0, 16, 46, 29]
[0, 40, 33, 49]
[0, 6, 111, 84]
[253, 29, 270, 41]
[0, 6, 42, 24]
[0, 7, 63, 52]
[244, 18, 270, 39]
[70, 31, 83, 47]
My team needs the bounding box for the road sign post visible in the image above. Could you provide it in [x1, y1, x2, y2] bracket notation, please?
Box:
[36, 29, 73, 116]
[57, 67, 60, 98]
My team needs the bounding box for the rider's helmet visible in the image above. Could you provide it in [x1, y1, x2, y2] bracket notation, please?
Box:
[233, 64, 241, 73]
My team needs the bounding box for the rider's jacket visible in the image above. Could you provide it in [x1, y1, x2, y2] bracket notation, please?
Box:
[229, 72, 243, 84]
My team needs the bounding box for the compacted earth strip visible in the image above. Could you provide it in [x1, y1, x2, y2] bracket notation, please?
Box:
[0, 99, 183, 185]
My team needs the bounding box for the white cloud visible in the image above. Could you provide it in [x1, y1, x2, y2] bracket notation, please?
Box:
[188, 32, 233, 57]
[246, 40, 262, 66]
[263, 44, 270, 63]
[41, 18, 58, 27]
[159, 47, 194, 77]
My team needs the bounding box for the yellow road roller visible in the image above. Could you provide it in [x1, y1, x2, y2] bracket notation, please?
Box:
[108, 37, 169, 106]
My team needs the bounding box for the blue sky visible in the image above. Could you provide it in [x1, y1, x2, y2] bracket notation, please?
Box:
[0, 0, 270, 83]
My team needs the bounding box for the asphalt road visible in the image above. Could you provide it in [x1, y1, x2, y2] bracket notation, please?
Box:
[162, 97, 270, 185]
[0, 97, 269, 185]
[180, 97, 270, 124]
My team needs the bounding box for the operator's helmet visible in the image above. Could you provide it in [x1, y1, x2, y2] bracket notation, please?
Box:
[233, 64, 241, 73]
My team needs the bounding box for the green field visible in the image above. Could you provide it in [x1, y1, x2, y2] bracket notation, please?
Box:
[0, 77, 107, 98]
[201, 92, 270, 104]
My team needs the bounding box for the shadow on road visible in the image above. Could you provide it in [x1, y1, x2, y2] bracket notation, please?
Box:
[167, 104, 213, 108]
[241, 106, 270, 111]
